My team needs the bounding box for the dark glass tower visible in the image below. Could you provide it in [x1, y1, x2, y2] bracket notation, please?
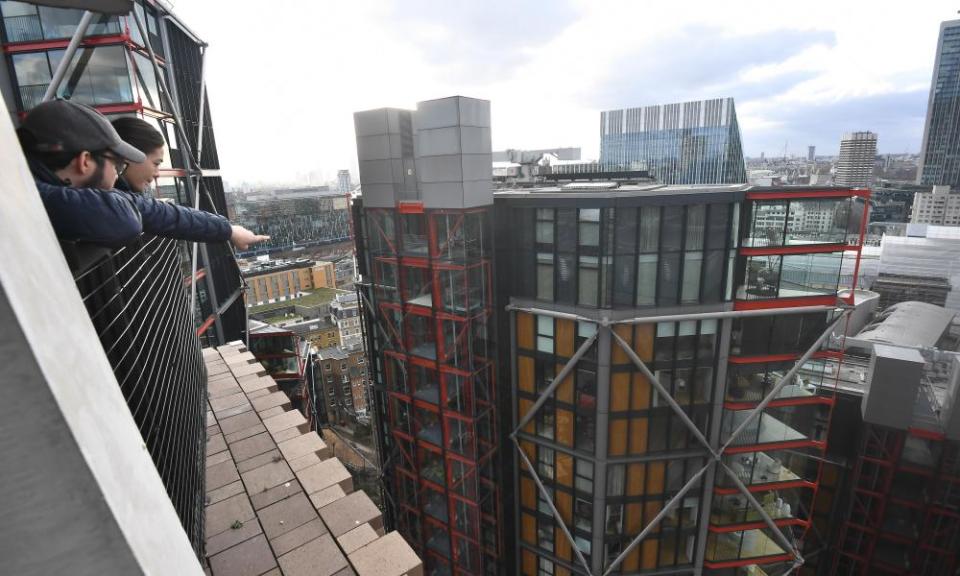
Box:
[918, 19, 960, 189]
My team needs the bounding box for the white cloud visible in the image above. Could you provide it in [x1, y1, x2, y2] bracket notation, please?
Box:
[171, 0, 956, 184]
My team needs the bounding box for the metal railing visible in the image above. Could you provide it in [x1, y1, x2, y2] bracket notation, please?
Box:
[73, 235, 206, 557]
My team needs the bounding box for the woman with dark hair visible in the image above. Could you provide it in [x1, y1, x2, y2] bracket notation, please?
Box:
[111, 116, 167, 194]
[108, 115, 267, 249]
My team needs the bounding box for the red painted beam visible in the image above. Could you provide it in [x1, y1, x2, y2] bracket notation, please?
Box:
[740, 243, 855, 256]
[734, 295, 837, 310]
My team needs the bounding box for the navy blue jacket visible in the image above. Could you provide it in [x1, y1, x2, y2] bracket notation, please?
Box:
[29, 157, 233, 247]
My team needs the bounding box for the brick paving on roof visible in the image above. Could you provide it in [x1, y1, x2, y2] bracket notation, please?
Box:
[202, 343, 422, 576]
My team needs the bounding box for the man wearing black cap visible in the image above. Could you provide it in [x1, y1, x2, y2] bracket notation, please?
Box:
[17, 99, 268, 249]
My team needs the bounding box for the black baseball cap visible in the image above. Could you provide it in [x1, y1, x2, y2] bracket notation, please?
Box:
[20, 99, 146, 163]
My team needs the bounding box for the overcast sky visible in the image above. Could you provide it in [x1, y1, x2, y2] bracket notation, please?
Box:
[172, 0, 956, 186]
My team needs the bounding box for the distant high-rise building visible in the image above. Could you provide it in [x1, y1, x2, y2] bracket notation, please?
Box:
[599, 97, 746, 184]
[919, 19, 960, 190]
[338, 169, 352, 193]
[910, 184, 960, 225]
[808, 145, 816, 162]
[835, 132, 877, 187]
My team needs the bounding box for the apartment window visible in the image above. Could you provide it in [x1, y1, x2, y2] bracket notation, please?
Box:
[578, 208, 600, 247]
[536, 252, 554, 301]
[536, 208, 554, 245]
[538, 447, 555, 480]
[636, 207, 660, 305]
[537, 316, 554, 353]
[575, 459, 594, 494]
[681, 205, 705, 304]
[578, 255, 599, 307]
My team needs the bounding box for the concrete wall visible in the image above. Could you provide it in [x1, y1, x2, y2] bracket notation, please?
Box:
[0, 91, 202, 575]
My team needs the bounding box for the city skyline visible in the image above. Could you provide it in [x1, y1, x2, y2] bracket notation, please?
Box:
[173, 0, 953, 184]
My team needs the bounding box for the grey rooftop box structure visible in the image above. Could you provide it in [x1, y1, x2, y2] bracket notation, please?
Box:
[862, 344, 926, 429]
[354, 96, 492, 209]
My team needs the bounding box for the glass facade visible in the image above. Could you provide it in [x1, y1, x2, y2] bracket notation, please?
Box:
[508, 202, 738, 310]
[600, 98, 747, 185]
[919, 20, 960, 189]
[0, 1, 120, 43]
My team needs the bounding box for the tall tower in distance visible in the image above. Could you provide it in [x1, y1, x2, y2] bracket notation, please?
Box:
[337, 169, 352, 193]
[919, 19, 960, 189]
[835, 131, 877, 187]
[808, 145, 816, 162]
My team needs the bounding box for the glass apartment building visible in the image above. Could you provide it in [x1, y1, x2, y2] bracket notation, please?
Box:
[354, 96, 868, 575]
[0, 0, 245, 345]
[599, 98, 747, 185]
[494, 183, 867, 575]
[919, 19, 960, 189]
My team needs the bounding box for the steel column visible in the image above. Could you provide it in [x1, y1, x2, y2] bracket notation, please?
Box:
[133, 9, 225, 343]
[591, 324, 612, 575]
[42, 11, 95, 102]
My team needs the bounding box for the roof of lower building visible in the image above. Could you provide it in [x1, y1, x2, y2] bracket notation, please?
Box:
[853, 301, 957, 348]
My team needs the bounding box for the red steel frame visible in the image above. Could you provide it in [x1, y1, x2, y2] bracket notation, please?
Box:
[832, 425, 960, 575]
[704, 188, 868, 571]
[367, 206, 502, 575]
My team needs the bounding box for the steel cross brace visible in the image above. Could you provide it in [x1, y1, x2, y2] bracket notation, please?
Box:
[510, 326, 600, 575]
[603, 311, 847, 574]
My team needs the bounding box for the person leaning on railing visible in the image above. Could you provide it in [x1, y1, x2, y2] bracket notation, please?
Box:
[16, 99, 269, 251]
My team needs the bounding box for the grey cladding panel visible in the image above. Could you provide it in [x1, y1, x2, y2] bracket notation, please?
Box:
[460, 126, 492, 154]
[416, 155, 464, 184]
[416, 126, 462, 157]
[461, 153, 494, 182]
[454, 97, 491, 127]
[419, 182, 465, 209]
[357, 159, 396, 185]
[354, 110, 389, 137]
[861, 344, 925, 430]
[356, 135, 391, 162]
[414, 97, 460, 131]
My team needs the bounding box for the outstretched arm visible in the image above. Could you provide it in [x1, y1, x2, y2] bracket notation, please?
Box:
[35, 180, 143, 247]
[125, 192, 269, 248]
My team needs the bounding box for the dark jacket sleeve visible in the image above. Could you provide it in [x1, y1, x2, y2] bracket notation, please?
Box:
[123, 192, 232, 243]
[35, 179, 143, 247]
